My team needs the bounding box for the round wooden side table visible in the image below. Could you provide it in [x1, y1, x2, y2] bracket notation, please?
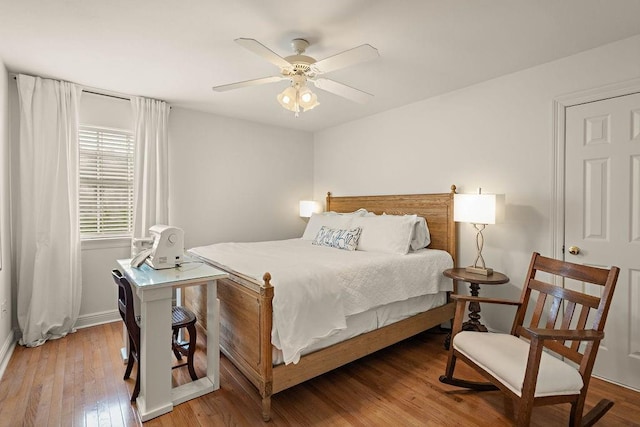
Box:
[443, 268, 509, 349]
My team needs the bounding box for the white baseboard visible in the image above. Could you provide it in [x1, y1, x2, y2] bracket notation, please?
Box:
[0, 329, 16, 381]
[593, 374, 640, 393]
[75, 309, 120, 330]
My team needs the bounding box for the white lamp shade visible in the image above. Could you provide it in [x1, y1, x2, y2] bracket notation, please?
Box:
[454, 193, 505, 225]
[299, 200, 322, 218]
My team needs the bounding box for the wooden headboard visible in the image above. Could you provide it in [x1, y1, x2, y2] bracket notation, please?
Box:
[326, 185, 457, 266]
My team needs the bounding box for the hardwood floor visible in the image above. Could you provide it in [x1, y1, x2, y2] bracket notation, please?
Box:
[1, 322, 638, 426]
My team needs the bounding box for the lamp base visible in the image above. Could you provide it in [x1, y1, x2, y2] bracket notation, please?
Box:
[465, 266, 494, 276]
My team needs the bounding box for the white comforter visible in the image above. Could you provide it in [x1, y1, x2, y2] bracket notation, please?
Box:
[188, 239, 453, 365]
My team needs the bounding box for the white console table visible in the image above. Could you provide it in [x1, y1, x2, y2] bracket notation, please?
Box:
[116, 259, 228, 422]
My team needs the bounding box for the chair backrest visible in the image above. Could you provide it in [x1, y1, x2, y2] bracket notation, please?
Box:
[511, 252, 619, 374]
[112, 269, 140, 346]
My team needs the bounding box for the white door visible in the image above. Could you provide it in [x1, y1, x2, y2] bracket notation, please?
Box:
[565, 91, 640, 390]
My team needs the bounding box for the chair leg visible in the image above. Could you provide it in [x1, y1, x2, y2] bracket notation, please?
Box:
[569, 391, 593, 427]
[445, 348, 456, 375]
[570, 400, 580, 427]
[131, 361, 140, 402]
[124, 353, 135, 380]
[124, 337, 135, 380]
[438, 346, 458, 383]
[172, 328, 183, 360]
[186, 323, 198, 381]
[515, 401, 534, 427]
[503, 396, 515, 420]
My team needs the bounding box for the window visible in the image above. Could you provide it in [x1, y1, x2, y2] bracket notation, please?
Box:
[79, 126, 134, 238]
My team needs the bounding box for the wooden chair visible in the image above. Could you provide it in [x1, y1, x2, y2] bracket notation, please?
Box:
[112, 269, 199, 402]
[439, 252, 619, 426]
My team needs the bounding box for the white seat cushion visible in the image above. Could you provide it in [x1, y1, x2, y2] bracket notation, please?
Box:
[453, 331, 584, 397]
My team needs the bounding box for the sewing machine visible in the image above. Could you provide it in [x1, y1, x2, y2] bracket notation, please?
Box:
[130, 225, 184, 269]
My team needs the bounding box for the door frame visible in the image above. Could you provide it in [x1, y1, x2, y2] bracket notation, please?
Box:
[552, 77, 640, 261]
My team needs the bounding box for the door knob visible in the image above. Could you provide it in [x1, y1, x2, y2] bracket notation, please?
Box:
[568, 246, 580, 255]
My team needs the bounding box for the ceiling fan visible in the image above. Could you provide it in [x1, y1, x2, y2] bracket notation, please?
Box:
[212, 38, 379, 117]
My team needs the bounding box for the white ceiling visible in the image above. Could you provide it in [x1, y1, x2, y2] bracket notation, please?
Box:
[1, 0, 640, 132]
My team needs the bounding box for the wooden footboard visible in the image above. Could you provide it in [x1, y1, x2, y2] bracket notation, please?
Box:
[215, 272, 273, 418]
[213, 271, 454, 421]
[186, 187, 458, 421]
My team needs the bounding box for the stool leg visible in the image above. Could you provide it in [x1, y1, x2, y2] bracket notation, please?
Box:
[186, 323, 198, 381]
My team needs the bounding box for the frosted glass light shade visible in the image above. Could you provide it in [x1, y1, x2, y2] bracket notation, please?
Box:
[299, 200, 322, 218]
[277, 86, 298, 112]
[298, 87, 319, 111]
[454, 193, 505, 225]
[277, 83, 319, 115]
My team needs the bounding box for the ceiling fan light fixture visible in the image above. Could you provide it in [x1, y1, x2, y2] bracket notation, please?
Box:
[277, 81, 319, 117]
[277, 86, 298, 111]
[298, 86, 319, 112]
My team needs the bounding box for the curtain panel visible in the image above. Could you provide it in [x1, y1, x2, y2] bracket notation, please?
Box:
[131, 97, 170, 241]
[15, 74, 82, 347]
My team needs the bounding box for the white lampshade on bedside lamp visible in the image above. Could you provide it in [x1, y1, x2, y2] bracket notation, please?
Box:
[299, 200, 322, 218]
[454, 189, 505, 276]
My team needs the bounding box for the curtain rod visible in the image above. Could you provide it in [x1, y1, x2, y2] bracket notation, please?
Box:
[9, 73, 168, 104]
[11, 74, 130, 101]
[82, 89, 130, 101]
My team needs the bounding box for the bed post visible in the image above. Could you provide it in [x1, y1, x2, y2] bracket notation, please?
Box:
[326, 191, 332, 212]
[260, 272, 274, 421]
[449, 184, 457, 295]
[449, 184, 457, 267]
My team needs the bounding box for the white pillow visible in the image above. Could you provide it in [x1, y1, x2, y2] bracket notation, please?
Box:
[312, 226, 362, 251]
[352, 214, 417, 255]
[411, 216, 431, 250]
[302, 213, 355, 240]
[324, 208, 368, 216]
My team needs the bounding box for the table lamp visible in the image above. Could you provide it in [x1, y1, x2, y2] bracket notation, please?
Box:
[454, 189, 504, 276]
[299, 200, 322, 218]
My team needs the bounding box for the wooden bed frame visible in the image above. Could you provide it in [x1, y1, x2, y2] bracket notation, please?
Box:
[186, 186, 458, 421]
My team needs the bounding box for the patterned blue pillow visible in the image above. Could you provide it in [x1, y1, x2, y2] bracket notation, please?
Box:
[312, 226, 362, 251]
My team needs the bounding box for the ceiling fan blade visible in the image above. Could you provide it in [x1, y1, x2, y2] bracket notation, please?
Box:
[212, 76, 285, 92]
[312, 44, 379, 74]
[311, 78, 374, 104]
[235, 38, 292, 69]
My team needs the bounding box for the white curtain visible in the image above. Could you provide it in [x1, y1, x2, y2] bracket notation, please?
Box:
[131, 96, 170, 240]
[15, 74, 82, 347]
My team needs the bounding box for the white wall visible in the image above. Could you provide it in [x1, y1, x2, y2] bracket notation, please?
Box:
[0, 61, 14, 375]
[314, 34, 640, 332]
[168, 107, 314, 249]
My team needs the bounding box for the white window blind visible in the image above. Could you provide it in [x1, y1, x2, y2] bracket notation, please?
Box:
[79, 126, 134, 238]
